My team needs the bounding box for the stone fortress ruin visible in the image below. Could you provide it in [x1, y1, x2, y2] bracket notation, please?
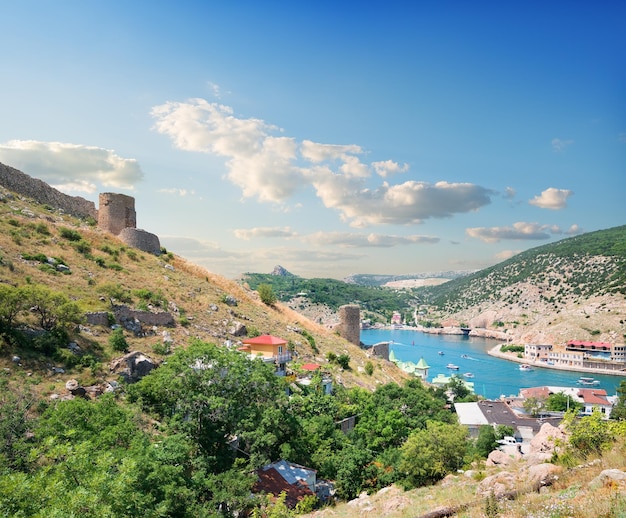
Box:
[0, 162, 161, 255]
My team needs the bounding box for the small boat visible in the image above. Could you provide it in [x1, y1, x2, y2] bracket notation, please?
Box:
[446, 363, 459, 370]
[463, 372, 474, 378]
[438, 351, 445, 355]
[577, 377, 600, 386]
[519, 364, 533, 371]
[461, 354, 469, 359]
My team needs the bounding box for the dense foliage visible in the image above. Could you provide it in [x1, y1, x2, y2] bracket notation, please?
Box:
[0, 340, 480, 516]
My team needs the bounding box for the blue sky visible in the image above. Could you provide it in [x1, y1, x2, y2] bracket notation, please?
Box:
[1, 1, 624, 279]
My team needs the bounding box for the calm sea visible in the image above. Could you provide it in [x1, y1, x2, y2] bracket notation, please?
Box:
[361, 328, 624, 400]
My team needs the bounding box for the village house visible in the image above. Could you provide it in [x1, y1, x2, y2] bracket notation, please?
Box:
[519, 385, 614, 419]
[238, 334, 292, 376]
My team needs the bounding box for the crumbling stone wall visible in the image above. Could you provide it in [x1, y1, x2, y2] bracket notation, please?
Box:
[98, 192, 136, 235]
[0, 162, 96, 219]
[338, 304, 361, 345]
[118, 228, 161, 254]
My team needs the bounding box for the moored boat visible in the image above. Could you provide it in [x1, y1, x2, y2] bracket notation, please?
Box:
[463, 372, 474, 378]
[577, 376, 600, 386]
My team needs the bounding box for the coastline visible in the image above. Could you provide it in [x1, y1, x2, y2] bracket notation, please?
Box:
[487, 344, 626, 378]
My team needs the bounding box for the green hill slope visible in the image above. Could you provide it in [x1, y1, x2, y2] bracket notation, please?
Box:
[418, 225, 626, 344]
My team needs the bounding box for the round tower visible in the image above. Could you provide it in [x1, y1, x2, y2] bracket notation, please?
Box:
[338, 304, 361, 346]
[98, 193, 136, 235]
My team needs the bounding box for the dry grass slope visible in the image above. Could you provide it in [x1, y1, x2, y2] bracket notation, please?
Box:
[0, 188, 408, 396]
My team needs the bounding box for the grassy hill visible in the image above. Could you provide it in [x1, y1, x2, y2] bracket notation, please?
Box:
[240, 270, 419, 324]
[417, 225, 626, 344]
[0, 185, 407, 394]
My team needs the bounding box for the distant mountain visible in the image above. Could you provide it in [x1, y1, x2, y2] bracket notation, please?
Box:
[344, 270, 475, 287]
[420, 225, 626, 344]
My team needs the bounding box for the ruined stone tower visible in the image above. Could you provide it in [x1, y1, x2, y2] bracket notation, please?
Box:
[98, 193, 136, 235]
[338, 304, 361, 346]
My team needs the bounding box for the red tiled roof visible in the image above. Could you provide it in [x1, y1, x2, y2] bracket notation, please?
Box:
[254, 467, 314, 508]
[520, 386, 552, 400]
[242, 334, 288, 346]
[567, 340, 612, 348]
[577, 388, 610, 406]
[301, 363, 321, 371]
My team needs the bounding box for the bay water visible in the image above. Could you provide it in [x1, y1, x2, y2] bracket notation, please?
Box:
[361, 328, 623, 400]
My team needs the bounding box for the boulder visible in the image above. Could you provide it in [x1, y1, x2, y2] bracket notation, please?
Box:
[110, 351, 156, 382]
[476, 471, 518, 497]
[589, 469, 626, 490]
[486, 448, 521, 467]
[525, 463, 561, 486]
[528, 422, 567, 456]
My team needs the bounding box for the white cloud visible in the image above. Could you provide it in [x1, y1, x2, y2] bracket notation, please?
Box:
[495, 249, 521, 261]
[304, 231, 439, 247]
[310, 174, 494, 227]
[151, 98, 494, 225]
[565, 224, 583, 235]
[552, 138, 574, 152]
[372, 160, 409, 178]
[0, 140, 143, 192]
[234, 227, 298, 240]
[529, 187, 573, 210]
[466, 221, 570, 243]
[158, 187, 197, 197]
[504, 187, 516, 199]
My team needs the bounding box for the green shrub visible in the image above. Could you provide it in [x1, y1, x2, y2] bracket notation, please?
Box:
[59, 227, 82, 242]
[365, 361, 374, 376]
[108, 328, 128, 352]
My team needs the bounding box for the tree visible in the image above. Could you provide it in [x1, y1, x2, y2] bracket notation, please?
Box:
[0, 284, 25, 333]
[475, 425, 497, 458]
[21, 284, 82, 330]
[108, 327, 129, 352]
[257, 284, 277, 306]
[523, 396, 543, 417]
[610, 380, 626, 421]
[399, 420, 468, 488]
[546, 392, 582, 413]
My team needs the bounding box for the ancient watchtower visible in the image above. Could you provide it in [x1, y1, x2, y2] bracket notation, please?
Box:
[98, 193, 136, 235]
[338, 304, 361, 346]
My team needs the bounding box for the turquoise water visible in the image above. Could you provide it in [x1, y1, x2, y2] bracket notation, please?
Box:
[361, 328, 624, 400]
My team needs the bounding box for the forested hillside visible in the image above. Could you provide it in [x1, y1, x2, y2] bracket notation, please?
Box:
[240, 270, 419, 322]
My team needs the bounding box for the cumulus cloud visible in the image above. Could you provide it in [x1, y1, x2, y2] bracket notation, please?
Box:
[0, 140, 143, 193]
[151, 98, 494, 226]
[529, 187, 573, 210]
[495, 249, 521, 261]
[309, 175, 494, 227]
[466, 222, 571, 243]
[234, 227, 298, 240]
[372, 160, 409, 178]
[552, 138, 574, 152]
[304, 231, 439, 247]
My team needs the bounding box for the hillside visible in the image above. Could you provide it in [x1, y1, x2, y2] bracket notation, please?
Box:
[419, 225, 626, 345]
[0, 181, 407, 393]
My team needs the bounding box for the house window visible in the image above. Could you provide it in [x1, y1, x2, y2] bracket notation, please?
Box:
[278, 346, 283, 354]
